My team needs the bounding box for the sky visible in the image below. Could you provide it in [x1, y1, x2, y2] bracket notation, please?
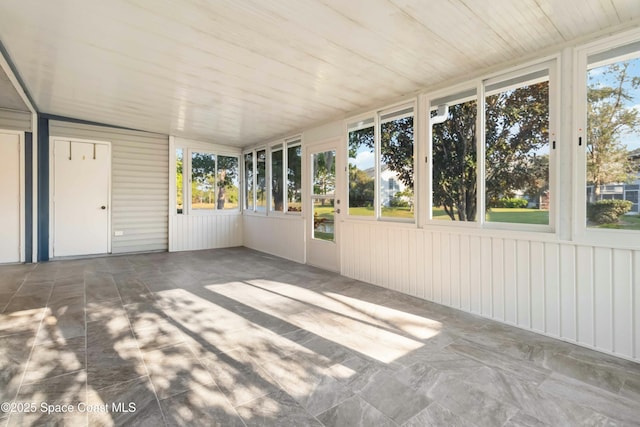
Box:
[589, 56, 640, 151]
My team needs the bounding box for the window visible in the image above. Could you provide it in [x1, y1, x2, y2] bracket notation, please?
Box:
[244, 137, 302, 214]
[347, 105, 415, 221]
[312, 149, 336, 241]
[176, 148, 184, 214]
[380, 107, 414, 219]
[271, 144, 284, 212]
[191, 152, 216, 210]
[216, 155, 239, 209]
[583, 39, 640, 231]
[431, 90, 478, 221]
[173, 143, 240, 215]
[484, 69, 550, 226]
[256, 149, 267, 212]
[429, 63, 555, 231]
[244, 152, 254, 211]
[287, 141, 302, 212]
[348, 118, 375, 216]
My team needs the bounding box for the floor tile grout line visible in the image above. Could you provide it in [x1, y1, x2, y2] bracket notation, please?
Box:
[150, 254, 252, 425]
[7, 267, 54, 426]
[84, 268, 89, 427]
[114, 257, 170, 427]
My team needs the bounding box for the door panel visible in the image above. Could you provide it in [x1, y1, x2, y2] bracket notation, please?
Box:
[307, 142, 340, 271]
[54, 140, 109, 257]
[0, 132, 21, 263]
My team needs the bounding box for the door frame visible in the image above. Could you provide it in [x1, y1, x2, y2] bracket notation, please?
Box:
[49, 137, 112, 257]
[305, 137, 343, 272]
[0, 129, 26, 263]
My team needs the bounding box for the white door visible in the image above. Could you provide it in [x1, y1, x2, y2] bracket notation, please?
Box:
[306, 141, 340, 272]
[0, 132, 21, 263]
[53, 139, 110, 257]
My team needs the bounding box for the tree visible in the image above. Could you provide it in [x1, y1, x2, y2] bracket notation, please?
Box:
[432, 81, 549, 220]
[313, 151, 335, 205]
[191, 153, 216, 207]
[432, 101, 477, 221]
[348, 167, 374, 207]
[485, 82, 549, 207]
[587, 62, 640, 202]
[523, 154, 549, 208]
[216, 156, 238, 209]
[287, 146, 302, 211]
[381, 117, 414, 189]
[271, 150, 284, 211]
[191, 153, 238, 209]
[176, 153, 184, 211]
[348, 117, 414, 208]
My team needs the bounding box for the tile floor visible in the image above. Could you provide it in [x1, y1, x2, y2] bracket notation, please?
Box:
[0, 247, 639, 426]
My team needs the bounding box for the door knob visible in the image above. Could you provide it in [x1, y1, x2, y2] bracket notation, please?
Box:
[101, 206, 106, 210]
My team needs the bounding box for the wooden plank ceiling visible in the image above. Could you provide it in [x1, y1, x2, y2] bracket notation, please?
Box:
[0, 0, 639, 146]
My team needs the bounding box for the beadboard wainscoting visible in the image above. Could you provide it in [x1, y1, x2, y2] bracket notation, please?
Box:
[341, 221, 640, 363]
[169, 213, 242, 252]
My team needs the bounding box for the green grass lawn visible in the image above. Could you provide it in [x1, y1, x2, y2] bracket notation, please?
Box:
[433, 207, 549, 224]
[595, 214, 640, 230]
[347, 206, 414, 219]
[320, 204, 640, 229]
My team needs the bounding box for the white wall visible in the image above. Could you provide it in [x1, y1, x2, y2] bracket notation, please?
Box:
[243, 215, 305, 263]
[0, 109, 31, 132]
[341, 221, 640, 362]
[169, 137, 243, 252]
[50, 121, 169, 254]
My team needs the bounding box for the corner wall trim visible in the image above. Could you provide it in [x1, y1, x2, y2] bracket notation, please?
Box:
[37, 116, 49, 261]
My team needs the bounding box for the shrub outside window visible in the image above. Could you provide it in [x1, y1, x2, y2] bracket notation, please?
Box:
[584, 42, 640, 231]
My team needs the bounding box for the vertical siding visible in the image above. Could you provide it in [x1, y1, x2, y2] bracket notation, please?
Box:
[50, 121, 168, 253]
[545, 243, 560, 337]
[612, 249, 633, 358]
[576, 246, 595, 346]
[594, 247, 613, 352]
[504, 239, 517, 324]
[0, 109, 31, 131]
[559, 244, 577, 341]
[170, 214, 242, 251]
[340, 222, 640, 363]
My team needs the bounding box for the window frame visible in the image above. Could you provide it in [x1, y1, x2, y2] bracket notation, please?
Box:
[346, 100, 417, 223]
[285, 137, 303, 215]
[171, 137, 241, 217]
[424, 59, 559, 234]
[244, 135, 303, 217]
[574, 29, 640, 247]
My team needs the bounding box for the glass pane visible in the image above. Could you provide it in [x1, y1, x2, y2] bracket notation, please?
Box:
[217, 155, 239, 210]
[312, 150, 336, 196]
[271, 147, 284, 211]
[191, 152, 216, 210]
[176, 148, 183, 214]
[313, 198, 335, 242]
[431, 98, 478, 221]
[244, 153, 254, 210]
[256, 149, 267, 212]
[287, 144, 302, 212]
[380, 113, 414, 219]
[586, 55, 640, 229]
[348, 123, 375, 216]
[485, 78, 550, 225]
